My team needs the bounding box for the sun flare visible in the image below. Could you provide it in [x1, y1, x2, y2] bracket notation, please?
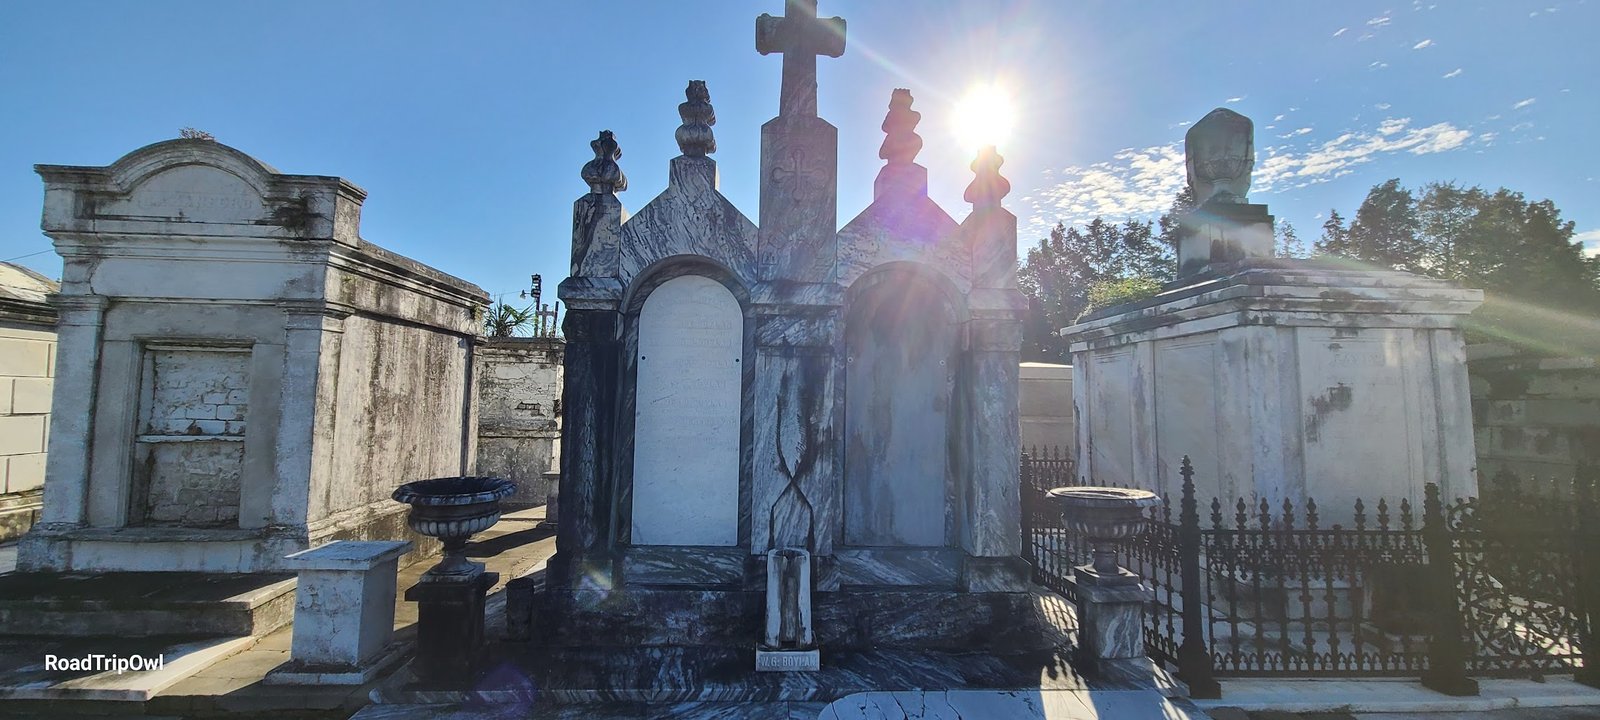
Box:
[954, 84, 1016, 152]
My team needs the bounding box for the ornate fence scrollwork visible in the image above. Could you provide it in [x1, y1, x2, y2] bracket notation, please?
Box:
[1020, 453, 1598, 690]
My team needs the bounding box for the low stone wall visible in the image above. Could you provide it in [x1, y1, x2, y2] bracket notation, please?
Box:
[1470, 344, 1600, 489]
[1019, 362, 1073, 456]
[475, 337, 563, 508]
[0, 263, 57, 542]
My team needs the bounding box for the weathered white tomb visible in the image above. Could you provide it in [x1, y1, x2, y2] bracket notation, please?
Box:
[474, 336, 563, 509]
[0, 263, 57, 541]
[17, 138, 488, 573]
[536, 0, 1033, 650]
[1064, 108, 1482, 523]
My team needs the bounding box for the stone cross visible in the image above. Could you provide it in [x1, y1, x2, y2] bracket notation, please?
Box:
[756, 0, 846, 118]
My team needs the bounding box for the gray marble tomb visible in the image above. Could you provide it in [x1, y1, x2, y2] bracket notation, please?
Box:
[532, 0, 1030, 652]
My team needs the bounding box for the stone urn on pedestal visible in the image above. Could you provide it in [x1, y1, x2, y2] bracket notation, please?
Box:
[392, 476, 515, 685]
[1046, 486, 1161, 676]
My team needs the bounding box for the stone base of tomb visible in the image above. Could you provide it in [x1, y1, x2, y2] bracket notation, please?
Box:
[523, 582, 1072, 653]
[0, 571, 296, 637]
[16, 502, 439, 574]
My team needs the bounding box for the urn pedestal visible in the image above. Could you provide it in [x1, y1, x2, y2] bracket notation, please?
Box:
[392, 476, 515, 685]
[1046, 486, 1160, 677]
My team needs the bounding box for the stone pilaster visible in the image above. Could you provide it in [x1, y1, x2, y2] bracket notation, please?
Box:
[959, 146, 1025, 587]
[18, 295, 106, 569]
[277, 302, 348, 531]
[551, 134, 628, 590]
[549, 306, 620, 589]
[751, 305, 839, 565]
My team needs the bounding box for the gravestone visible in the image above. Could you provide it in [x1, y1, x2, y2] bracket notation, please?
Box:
[14, 138, 488, 576]
[1063, 108, 1482, 523]
[534, 0, 1034, 655]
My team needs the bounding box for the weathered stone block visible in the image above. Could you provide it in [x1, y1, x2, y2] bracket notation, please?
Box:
[6, 453, 46, 493]
[0, 415, 45, 455]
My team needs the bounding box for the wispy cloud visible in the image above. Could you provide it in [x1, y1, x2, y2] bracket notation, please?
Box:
[1333, 27, 1348, 37]
[1368, 15, 1392, 26]
[1443, 68, 1463, 79]
[1412, 39, 1434, 50]
[1513, 97, 1537, 110]
[1023, 117, 1474, 233]
[1226, 96, 1245, 103]
[1375, 103, 1392, 110]
[1369, 61, 1390, 70]
[1576, 230, 1600, 258]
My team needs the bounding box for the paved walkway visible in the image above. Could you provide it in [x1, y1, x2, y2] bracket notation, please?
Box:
[1200, 678, 1600, 716]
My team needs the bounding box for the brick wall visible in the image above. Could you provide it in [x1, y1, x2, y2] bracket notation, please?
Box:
[0, 309, 56, 540]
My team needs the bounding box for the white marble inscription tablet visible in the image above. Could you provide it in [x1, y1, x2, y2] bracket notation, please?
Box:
[632, 274, 742, 546]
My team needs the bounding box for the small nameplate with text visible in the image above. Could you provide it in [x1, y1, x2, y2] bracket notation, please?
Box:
[755, 648, 820, 672]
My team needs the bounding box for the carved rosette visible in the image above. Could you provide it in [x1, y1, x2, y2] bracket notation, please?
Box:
[676, 80, 717, 157]
[580, 130, 628, 194]
[964, 145, 1010, 209]
[878, 88, 922, 165]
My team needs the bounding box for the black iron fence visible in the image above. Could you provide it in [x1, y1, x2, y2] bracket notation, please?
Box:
[1020, 452, 1600, 697]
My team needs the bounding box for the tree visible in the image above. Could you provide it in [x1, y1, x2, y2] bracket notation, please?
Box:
[1276, 220, 1308, 259]
[1316, 209, 1351, 257]
[1345, 178, 1425, 271]
[1018, 209, 1178, 360]
[483, 300, 536, 338]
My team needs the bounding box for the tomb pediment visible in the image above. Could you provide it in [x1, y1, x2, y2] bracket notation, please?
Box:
[37, 138, 366, 243]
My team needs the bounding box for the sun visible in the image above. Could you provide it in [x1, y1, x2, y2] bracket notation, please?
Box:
[953, 84, 1016, 153]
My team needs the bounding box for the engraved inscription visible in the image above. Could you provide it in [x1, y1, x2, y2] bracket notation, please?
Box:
[755, 650, 820, 672]
[632, 275, 743, 546]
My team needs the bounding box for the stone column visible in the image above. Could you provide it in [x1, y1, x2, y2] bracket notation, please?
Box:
[549, 305, 620, 589]
[548, 128, 627, 590]
[958, 147, 1027, 591]
[18, 295, 106, 568]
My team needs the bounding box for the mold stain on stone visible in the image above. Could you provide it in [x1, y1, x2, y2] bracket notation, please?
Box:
[1304, 382, 1354, 442]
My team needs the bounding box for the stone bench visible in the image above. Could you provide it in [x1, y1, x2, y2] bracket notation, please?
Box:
[265, 540, 411, 685]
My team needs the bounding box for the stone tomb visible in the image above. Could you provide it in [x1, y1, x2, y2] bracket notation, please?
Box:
[534, 0, 1036, 656]
[16, 138, 488, 575]
[1063, 108, 1483, 524]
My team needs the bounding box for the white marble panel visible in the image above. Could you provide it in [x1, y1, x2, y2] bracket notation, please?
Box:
[631, 275, 742, 546]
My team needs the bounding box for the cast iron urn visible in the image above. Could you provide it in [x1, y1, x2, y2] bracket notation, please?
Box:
[392, 476, 516, 580]
[1045, 486, 1160, 586]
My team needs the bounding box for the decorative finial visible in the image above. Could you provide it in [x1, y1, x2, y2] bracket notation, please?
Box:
[676, 80, 717, 157]
[1185, 108, 1254, 204]
[965, 145, 1010, 208]
[580, 130, 627, 194]
[878, 88, 922, 165]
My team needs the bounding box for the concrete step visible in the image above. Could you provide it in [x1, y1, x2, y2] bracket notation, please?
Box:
[0, 571, 295, 637]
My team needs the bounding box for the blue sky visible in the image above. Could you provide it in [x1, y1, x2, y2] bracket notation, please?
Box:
[2, 1, 1595, 302]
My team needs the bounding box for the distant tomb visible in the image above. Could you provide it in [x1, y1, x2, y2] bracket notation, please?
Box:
[1063, 108, 1482, 522]
[17, 138, 488, 574]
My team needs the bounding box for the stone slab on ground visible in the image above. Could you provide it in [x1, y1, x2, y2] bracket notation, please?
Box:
[351, 700, 830, 719]
[1198, 678, 1600, 715]
[0, 571, 295, 637]
[370, 645, 1185, 706]
[822, 689, 1210, 719]
[0, 634, 255, 701]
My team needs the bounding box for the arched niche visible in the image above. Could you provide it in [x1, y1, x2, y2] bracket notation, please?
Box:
[630, 273, 744, 546]
[842, 265, 964, 547]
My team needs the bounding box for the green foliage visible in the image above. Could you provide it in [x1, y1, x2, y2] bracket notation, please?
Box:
[1082, 276, 1164, 320]
[1276, 220, 1309, 259]
[1018, 194, 1183, 360]
[1316, 179, 1600, 351]
[483, 300, 536, 338]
